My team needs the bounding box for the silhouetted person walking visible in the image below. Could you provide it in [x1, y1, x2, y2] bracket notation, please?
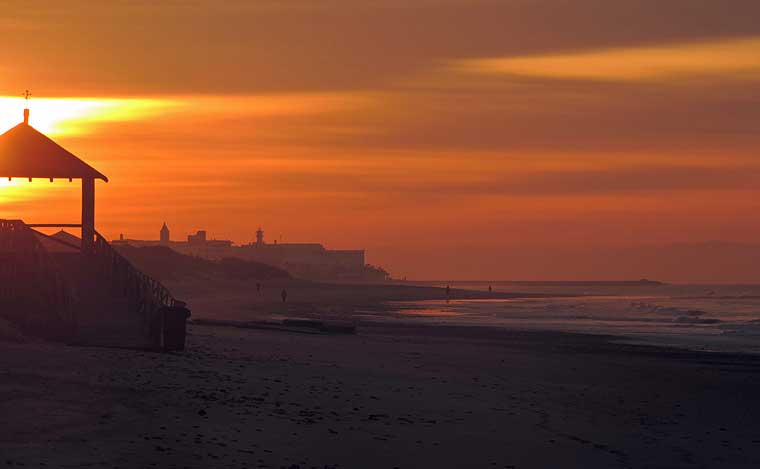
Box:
[488, 285, 492, 293]
[281, 288, 288, 303]
[256, 282, 261, 294]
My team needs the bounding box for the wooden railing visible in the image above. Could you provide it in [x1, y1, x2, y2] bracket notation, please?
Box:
[0, 219, 75, 336]
[93, 230, 179, 318]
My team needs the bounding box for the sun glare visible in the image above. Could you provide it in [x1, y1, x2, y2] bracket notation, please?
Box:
[0, 96, 178, 136]
[0, 96, 178, 207]
[0, 177, 66, 208]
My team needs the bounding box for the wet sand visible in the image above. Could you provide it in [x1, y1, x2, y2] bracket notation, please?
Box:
[169, 279, 534, 322]
[2, 321, 760, 468]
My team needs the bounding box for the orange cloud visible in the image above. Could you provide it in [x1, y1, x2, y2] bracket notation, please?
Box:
[456, 37, 760, 81]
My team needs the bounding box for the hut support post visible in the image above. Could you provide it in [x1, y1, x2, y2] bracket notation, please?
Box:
[82, 177, 95, 255]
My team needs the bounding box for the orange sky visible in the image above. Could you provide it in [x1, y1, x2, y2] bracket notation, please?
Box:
[1, 1, 760, 281]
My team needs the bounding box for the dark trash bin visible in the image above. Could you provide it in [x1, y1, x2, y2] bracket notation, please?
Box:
[162, 304, 191, 351]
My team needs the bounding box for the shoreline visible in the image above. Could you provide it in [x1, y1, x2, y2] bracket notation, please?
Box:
[170, 278, 760, 356]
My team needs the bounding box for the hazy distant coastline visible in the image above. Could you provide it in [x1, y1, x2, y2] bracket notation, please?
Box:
[407, 279, 665, 286]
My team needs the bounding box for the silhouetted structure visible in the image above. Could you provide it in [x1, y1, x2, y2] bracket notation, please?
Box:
[114, 224, 388, 281]
[160, 222, 170, 244]
[187, 229, 206, 243]
[0, 106, 185, 349]
[0, 107, 106, 253]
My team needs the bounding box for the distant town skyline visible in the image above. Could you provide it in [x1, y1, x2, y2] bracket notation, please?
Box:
[1, 1, 760, 281]
[114, 221, 376, 282]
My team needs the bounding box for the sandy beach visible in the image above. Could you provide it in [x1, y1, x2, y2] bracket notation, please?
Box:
[2, 318, 760, 468]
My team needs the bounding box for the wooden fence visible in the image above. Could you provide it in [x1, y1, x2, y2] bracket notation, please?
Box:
[0, 219, 75, 337]
[0, 219, 179, 344]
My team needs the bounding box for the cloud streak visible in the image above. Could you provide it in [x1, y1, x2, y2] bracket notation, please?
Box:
[455, 37, 760, 82]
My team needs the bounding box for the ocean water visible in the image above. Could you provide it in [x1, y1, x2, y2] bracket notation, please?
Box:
[380, 283, 760, 354]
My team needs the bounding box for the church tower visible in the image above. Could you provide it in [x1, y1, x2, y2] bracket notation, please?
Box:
[160, 222, 170, 244]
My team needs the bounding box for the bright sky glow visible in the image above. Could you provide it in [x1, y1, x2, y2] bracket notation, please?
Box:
[0, 97, 178, 136]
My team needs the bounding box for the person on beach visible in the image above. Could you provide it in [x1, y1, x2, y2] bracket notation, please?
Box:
[281, 288, 288, 303]
[446, 285, 451, 303]
[256, 282, 261, 294]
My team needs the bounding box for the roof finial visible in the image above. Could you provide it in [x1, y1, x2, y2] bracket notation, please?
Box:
[22, 90, 31, 125]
